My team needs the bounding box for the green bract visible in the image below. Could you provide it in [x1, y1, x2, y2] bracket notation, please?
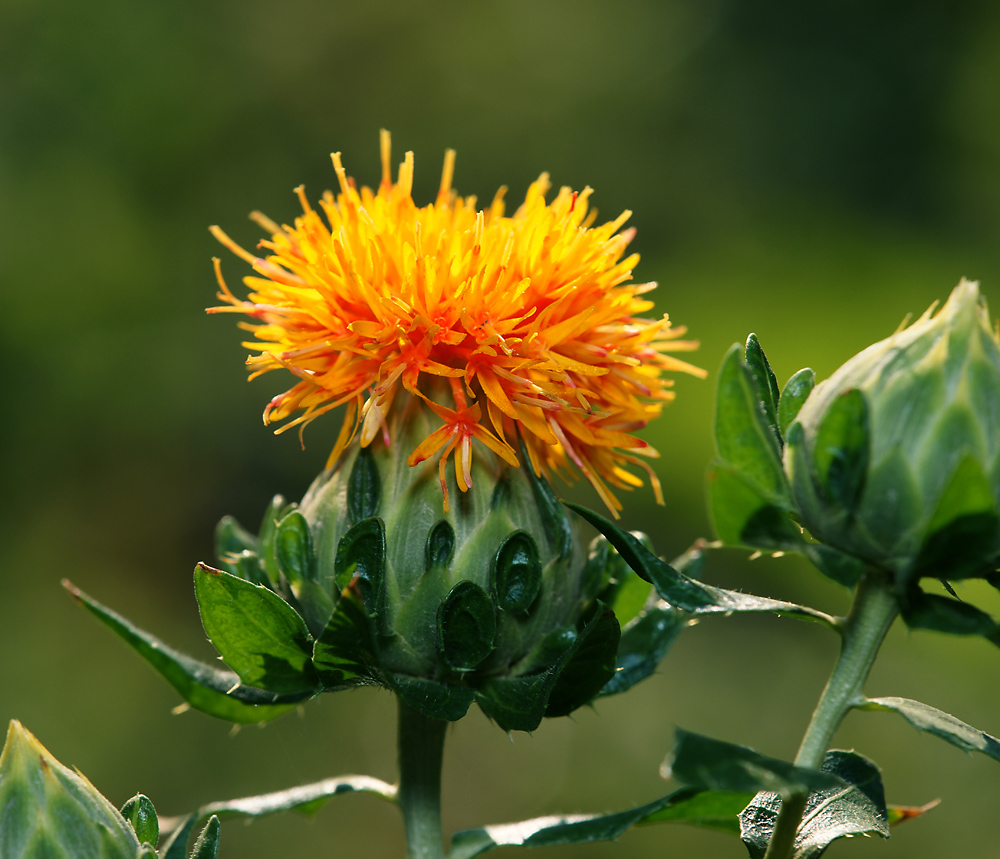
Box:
[0, 721, 149, 859]
[785, 279, 1000, 586]
[210, 399, 623, 729]
[66, 395, 691, 732]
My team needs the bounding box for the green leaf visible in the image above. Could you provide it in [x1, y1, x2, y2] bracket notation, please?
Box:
[778, 368, 816, 437]
[120, 794, 158, 848]
[312, 590, 382, 690]
[348, 445, 381, 524]
[801, 544, 865, 589]
[519, 431, 574, 560]
[257, 495, 291, 584]
[566, 505, 840, 630]
[607, 561, 653, 628]
[438, 581, 497, 669]
[214, 515, 270, 586]
[214, 516, 259, 569]
[707, 459, 803, 550]
[191, 775, 396, 825]
[425, 520, 456, 570]
[492, 531, 542, 614]
[812, 388, 869, 511]
[161, 816, 196, 859]
[545, 608, 620, 717]
[665, 730, 843, 797]
[389, 675, 476, 722]
[913, 454, 1000, 580]
[714, 344, 787, 501]
[448, 787, 746, 859]
[334, 517, 387, 614]
[194, 564, 319, 695]
[739, 750, 889, 859]
[860, 696, 1000, 762]
[189, 815, 220, 859]
[64, 581, 307, 723]
[592, 532, 654, 625]
[744, 334, 782, 445]
[900, 589, 1000, 647]
[599, 604, 686, 698]
[639, 789, 753, 834]
[274, 510, 318, 587]
[475, 669, 561, 732]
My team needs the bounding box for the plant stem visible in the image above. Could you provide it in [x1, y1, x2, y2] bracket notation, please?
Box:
[397, 700, 448, 859]
[762, 572, 899, 859]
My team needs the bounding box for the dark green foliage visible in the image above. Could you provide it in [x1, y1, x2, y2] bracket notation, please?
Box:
[214, 515, 271, 587]
[448, 787, 753, 859]
[900, 588, 1000, 647]
[312, 590, 381, 690]
[492, 531, 542, 613]
[812, 388, 869, 511]
[666, 730, 843, 797]
[389, 675, 477, 722]
[64, 581, 308, 723]
[160, 816, 196, 859]
[334, 517, 386, 613]
[475, 669, 563, 732]
[912, 453, 1000, 580]
[425, 520, 456, 570]
[518, 432, 574, 560]
[257, 495, 292, 584]
[739, 751, 889, 859]
[438, 581, 496, 669]
[188, 817, 220, 859]
[567, 504, 839, 629]
[348, 445, 381, 524]
[599, 605, 686, 698]
[861, 696, 1000, 762]
[545, 608, 620, 717]
[274, 510, 317, 587]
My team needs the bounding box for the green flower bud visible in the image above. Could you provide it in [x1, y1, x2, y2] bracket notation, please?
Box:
[0, 721, 148, 859]
[785, 279, 1000, 585]
[212, 395, 625, 731]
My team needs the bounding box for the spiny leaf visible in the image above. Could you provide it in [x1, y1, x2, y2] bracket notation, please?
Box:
[860, 696, 1000, 762]
[64, 581, 307, 723]
[739, 750, 888, 859]
[665, 730, 843, 798]
[566, 504, 840, 631]
[448, 787, 747, 859]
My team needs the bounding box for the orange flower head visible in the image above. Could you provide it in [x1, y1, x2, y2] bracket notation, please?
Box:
[210, 132, 705, 516]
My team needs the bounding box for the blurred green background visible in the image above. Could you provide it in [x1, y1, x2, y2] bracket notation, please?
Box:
[3, 1, 1000, 856]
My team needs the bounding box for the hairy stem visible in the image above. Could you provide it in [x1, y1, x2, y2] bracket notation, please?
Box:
[397, 700, 448, 859]
[763, 572, 898, 859]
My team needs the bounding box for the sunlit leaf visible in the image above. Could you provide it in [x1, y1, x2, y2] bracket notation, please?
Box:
[860, 696, 1000, 762]
[64, 581, 307, 723]
[739, 750, 888, 859]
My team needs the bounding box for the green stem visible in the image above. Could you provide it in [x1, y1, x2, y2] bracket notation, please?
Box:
[763, 572, 899, 859]
[397, 700, 448, 859]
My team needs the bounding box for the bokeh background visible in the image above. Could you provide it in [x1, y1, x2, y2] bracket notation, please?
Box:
[3, 1, 1000, 856]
